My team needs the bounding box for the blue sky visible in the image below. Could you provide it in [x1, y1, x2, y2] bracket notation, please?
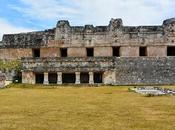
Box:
[0, 0, 175, 39]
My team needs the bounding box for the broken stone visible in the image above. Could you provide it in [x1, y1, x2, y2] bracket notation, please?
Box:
[130, 86, 175, 96]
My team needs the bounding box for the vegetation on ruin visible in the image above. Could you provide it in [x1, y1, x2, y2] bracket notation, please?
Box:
[0, 60, 21, 71]
[0, 84, 175, 130]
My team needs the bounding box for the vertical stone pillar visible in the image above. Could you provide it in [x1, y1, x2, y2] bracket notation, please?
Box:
[57, 72, 62, 84]
[89, 72, 94, 84]
[43, 72, 49, 85]
[75, 72, 80, 84]
[22, 71, 35, 84]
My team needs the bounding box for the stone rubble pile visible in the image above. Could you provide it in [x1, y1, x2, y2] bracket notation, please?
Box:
[131, 86, 175, 96]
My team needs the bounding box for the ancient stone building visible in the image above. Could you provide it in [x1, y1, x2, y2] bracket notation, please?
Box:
[0, 18, 175, 85]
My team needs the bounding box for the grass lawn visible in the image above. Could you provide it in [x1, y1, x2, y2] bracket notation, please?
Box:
[0, 84, 175, 130]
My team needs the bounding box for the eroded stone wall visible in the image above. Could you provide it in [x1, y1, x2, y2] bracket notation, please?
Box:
[115, 57, 175, 85]
[1, 18, 175, 85]
[0, 18, 175, 60]
[41, 47, 60, 57]
[21, 57, 175, 85]
[94, 47, 112, 57]
[147, 46, 167, 57]
[120, 46, 139, 57]
[22, 71, 35, 84]
[103, 71, 116, 85]
[68, 47, 86, 57]
[0, 48, 32, 60]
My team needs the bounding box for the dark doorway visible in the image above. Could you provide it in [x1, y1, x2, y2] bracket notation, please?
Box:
[35, 73, 44, 84]
[60, 48, 67, 57]
[33, 49, 40, 58]
[86, 48, 94, 57]
[80, 72, 89, 83]
[113, 47, 120, 57]
[167, 46, 175, 56]
[49, 73, 57, 84]
[62, 73, 75, 83]
[94, 72, 103, 83]
[139, 47, 147, 56]
[13, 72, 22, 83]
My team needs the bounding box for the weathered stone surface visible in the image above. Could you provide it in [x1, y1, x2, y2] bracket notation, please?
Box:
[40, 47, 60, 57]
[0, 48, 32, 59]
[147, 46, 166, 57]
[0, 18, 175, 85]
[114, 57, 175, 85]
[0, 73, 6, 88]
[21, 57, 115, 72]
[22, 71, 35, 84]
[68, 47, 86, 57]
[1, 29, 55, 48]
[94, 47, 112, 57]
[1, 18, 174, 50]
[21, 57, 175, 85]
[131, 86, 175, 96]
[120, 46, 139, 57]
[163, 18, 175, 25]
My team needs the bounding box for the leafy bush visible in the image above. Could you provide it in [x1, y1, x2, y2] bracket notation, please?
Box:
[128, 87, 136, 92]
[0, 60, 21, 71]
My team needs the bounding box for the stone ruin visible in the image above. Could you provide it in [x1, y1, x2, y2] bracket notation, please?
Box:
[0, 18, 175, 85]
[130, 86, 175, 96]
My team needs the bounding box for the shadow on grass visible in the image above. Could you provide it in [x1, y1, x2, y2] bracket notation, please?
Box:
[6, 83, 59, 89]
[6, 83, 128, 89]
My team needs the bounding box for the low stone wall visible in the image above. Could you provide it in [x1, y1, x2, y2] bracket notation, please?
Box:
[0, 73, 6, 88]
[114, 57, 175, 85]
[21, 57, 175, 85]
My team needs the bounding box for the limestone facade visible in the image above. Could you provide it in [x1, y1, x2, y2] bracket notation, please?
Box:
[0, 18, 175, 85]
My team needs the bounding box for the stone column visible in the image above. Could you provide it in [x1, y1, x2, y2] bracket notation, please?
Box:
[57, 72, 62, 84]
[75, 72, 80, 84]
[22, 71, 35, 84]
[43, 72, 49, 85]
[89, 72, 94, 84]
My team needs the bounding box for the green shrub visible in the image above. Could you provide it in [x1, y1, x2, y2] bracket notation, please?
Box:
[128, 87, 136, 92]
[0, 60, 21, 71]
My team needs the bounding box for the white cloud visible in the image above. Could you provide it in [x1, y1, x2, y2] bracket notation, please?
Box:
[0, 18, 34, 40]
[71, 0, 175, 25]
[9, 0, 175, 26]
[9, 0, 79, 20]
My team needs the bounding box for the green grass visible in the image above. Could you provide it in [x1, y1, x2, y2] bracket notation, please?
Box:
[0, 84, 175, 130]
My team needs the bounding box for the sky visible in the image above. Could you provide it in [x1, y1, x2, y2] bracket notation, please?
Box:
[0, 0, 175, 40]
